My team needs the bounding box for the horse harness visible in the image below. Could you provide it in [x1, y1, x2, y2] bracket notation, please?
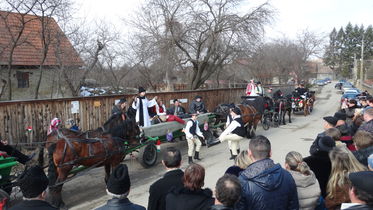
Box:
[53, 130, 124, 167]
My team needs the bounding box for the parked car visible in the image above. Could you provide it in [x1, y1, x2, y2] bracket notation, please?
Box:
[316, 80, 326, 86]
[324, 78, 332, 83]
[341, 92, 360, 101]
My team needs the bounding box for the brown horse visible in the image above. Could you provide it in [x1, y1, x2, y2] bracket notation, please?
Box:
[214, 103, 262, 137]
[45, 114, 141, 208]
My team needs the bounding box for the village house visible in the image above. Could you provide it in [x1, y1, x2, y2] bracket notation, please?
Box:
[0, 11, 83, 101]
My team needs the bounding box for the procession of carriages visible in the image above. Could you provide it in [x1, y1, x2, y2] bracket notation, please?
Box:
[0, 84, 318, 208]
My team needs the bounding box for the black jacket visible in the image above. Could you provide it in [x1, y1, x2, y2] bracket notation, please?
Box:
[358, 119, 373, 135]
[10, 200, 57, 210]
[189, 101, 207, 114]
[210, 205, 234, 210]
[95, 198, 145, 210]
[353, 146, 373, 166]
[166, 187, 214, 210]
[168, 106, 188, 118]
[148, 169, 184, 210]
[236, 158, 299, 210]
[344, 204, 373, 210]
[303, 151, 331, 198]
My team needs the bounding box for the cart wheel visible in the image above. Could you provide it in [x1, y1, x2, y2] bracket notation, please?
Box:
[273, 113, 279, 128]
[0, 189, 10, 210]
[138, 143, 158, 168]
[262, 115, 270, 131]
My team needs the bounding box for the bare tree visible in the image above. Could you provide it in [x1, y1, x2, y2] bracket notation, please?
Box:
[0, 0, 37, 100]
[131, 0, 273, 90]
[27, 0, 74, 99]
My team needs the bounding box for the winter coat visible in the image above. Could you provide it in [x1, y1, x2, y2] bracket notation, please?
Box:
[358, 119, 373, 135]
[95, 198, 145, 210]
[325, 185, 350, 210]
[10, 200, 58, 210]
[344, 204, 373, 210]
[165, 187, 214, 210]
[303, 151, 332, 198]
[353, 145, 373, 166]
[209, 205, 234, 210]
[168, 106, 188, 118]
[112, 105, 123, 115]
[148, 169, 184, 210]
[189, 100, 207, 114]
[236, 158, 299, 210]
[289, 170, 321, 210]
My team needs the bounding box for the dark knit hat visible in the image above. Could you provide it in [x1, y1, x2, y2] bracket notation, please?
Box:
[232, 107, 241, 115]
[173, 99, 179, 103]
[118, 98, 127, 104]
[138, 87, 146, 93]
[195, 96, 202, 99]
[334, 112, 347, 121]
[323, 116, 338, 126]
[107, 164, 130, 195]
[18, 166, 49, 198]
[349, 171, 373, 194]
[318, 136, 336, 152]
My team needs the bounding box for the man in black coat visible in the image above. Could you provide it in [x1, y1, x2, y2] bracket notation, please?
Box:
[342, 171, 373, 209]
[10, 166, 57, 210]
[210, 174, 241, 210]
[168, 99, 189, 118]
[148, 147, 184, 210]
[96, 164, 145, 210]
[304, 136, 336, 198]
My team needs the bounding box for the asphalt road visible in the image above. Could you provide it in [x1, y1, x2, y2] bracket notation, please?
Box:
[61, 83, 340, 210]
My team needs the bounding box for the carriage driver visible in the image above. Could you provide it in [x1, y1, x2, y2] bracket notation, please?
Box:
[185, 113, 205, 164]
[217, 107, 246, 160]
[295, 82, 309, 99]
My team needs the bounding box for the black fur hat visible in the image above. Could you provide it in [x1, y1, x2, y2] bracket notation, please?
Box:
[138, 87, 146, 93]
[107, 164, 130, 195]
[18, 166, 49, 198]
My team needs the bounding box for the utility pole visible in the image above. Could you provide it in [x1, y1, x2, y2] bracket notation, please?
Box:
[360, 34, 364, 84]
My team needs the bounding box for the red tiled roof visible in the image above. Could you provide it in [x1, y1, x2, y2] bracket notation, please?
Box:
[0, 11, 84, 67]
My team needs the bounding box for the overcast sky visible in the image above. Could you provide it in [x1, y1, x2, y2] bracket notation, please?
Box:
[74, 0, 373, 40]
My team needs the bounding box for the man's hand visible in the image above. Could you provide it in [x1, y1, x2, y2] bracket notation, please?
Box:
[1, 140, 8, 145]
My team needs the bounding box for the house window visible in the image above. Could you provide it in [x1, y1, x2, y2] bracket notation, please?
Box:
[16, 71, 29, 88]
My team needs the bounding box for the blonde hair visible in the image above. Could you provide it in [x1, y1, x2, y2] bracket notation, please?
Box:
[326, 146, 367, 199]
[235, 150, 252, 169]
[285, 151, 312, 176]
[325, 128, 341, 141]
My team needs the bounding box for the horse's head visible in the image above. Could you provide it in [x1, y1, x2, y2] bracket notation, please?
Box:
[103, 114, 124, 131]
[126, 107, 137, 120]
[123, 119, 142, 145]
[214, 104, 233, 116]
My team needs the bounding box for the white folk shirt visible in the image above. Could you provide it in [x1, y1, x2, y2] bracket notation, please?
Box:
[185, 120, 204, 139]
[132, 97, 157, 127]
[220, 115, 242, 138]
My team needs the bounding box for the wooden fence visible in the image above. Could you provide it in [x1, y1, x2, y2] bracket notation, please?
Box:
[0, 85, 295, 145]
[0, 88, 247, 145]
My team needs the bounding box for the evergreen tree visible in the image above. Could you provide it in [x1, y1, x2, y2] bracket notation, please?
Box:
[364, 25, 373, 59]
[324, 28, 338, 70]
